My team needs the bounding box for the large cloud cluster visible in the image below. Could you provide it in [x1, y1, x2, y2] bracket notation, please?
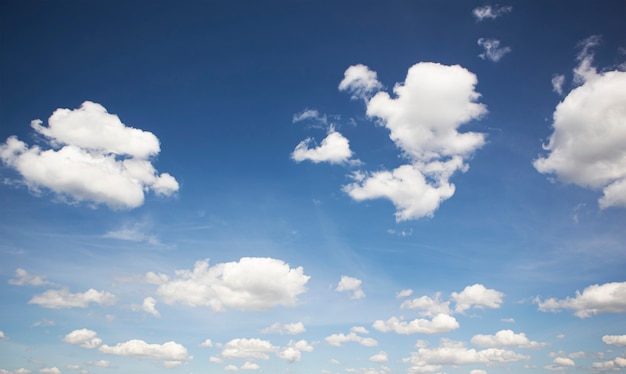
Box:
[534, 37, 626, 208]
[0, 101, 179, 209]
[156, 257, 310, 311]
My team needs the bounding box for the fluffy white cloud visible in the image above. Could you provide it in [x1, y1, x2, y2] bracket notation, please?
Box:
[142, 296, 160, 317]
[224, 365, 238, 371]
[472, 5, 512, 21]
[592, 357, 626, 370]
[336, 275, 365, 299]
[261, 322, 306, 335]
[534, 38, 626, 209]
[451, 284, 504, 313]
[39, 369, 61, 374]
[0, 331, 5, 339]
[552, 74, 566, 95]
[8, 268, 53, 286]
[0, 101, 179, 209]
[471, 330, 546, 349]
[342, 62, 486, 221]
[240, 362, 260, 371]
[403, 339, 529, 373]
[325, 330, 378, 347]
[291, 129, 354, 164]
[221, 338, 276, 360]
[200, 339, 213, 348]
[63, 329, 102, 349]
[553, 357, 575, 367]
[372, 314, 459, 335]
[29, 288, 116, 309]
[99, 339, 191, 365]
[477, 38, 511, 62]
[401, 292, 451, 317]
[338, 64, 383, 100]
[369, 351, 388, 363]
[603, 335, 626, 346]
[277, 340, 314, 363]
[536, 281, 626, 318]
[157, 257, 309, 311]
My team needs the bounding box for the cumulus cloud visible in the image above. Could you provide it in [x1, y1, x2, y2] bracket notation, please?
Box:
[369, 351, 388, 363]
[0, 101, 179, 210]
[603, 335, 626, 346]
[534, 36, 626, 209]
[142, 296, 160, 317]
[325, 328, 378, 347]
[63, 329, 102, 349]
[342, 62, 487, 221]
[372, 314, 459, 335]
[29, 288, 116, 309]
[291, 129, 354, 164]
[261, 322, 306, 335]
[277, 340, 314, 363]
[336, 275, 365, 299]
[477, 38, 512, 62]
[99, 339, 191, 366]
[156, 257, 309, 311]
[535, 281, 626, 318]
[8, 268, 53, 287]
[400, 292, 451, 317]
[592, 357, 626, 370]
[221, 338, 276, 360]
[471, 330, 547, 349]
[338, 64, 384, 100]
[451, 284, 504, 313]
[472, 5, 512, 21]
[240, 362, 260, 371]
[403, 338, 529, 373]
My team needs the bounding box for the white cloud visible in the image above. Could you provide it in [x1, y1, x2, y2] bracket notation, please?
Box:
[224, 365, 238, 372]
[99, 339, 191, 365]
[603, 335, 626, 346]
[261, 322, 306, 335]
[403, 338, 529, 373]
[142, 296, 160, 318]
[535, 281, 626, 318]
[0, 101, 179, 209]
[552, 74, 566, 95]
[200, 339, 213, 347]
[103, 225, 161, 246]
[592, 357, 626, 370]
[63, 329, 102, 349]
[336, 275, 365, 299]
[292, 109, 328, 125]
[471, 330, 547, 349]
[472, 5, 512, 21]
[534, 37, 626, 209]
[401, 292, 451, 317]
[29, 288, 116, 309]
[346, 367, 392, 374]
[277, 340, 314, 363]
[477, 38, 512, 62]
[221, 338, 276, 360]
[157, 257, 310, 311]
[553, 357, 575, 367]
[39, 369, 61, 374]
[325, 330, 378, 347]
[8, 268, 53, 286]
[338, 64, 383, 100]
[291, 129, 354, 164]
[0, 331, 5, 339]
[85, 360, 110, 368]
[451, 284, 504, 313]
[240, 362, 260, 371]
[369, 351, 388, 363]
[342, 62, 487, 221]
[32, 319, 55, 327]
[145, 272, 169, 285]
[396, 289, 413, 298]
[372, 313, 459, 335]
[470, 370, 487, 374]
[501, 318, 515, 323]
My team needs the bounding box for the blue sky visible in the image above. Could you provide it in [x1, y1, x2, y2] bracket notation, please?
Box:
[1, 1, 625, 373]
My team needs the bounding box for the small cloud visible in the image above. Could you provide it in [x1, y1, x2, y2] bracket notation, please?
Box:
[473, 5, 512, 21]
[29, 288, 116, 309]
[602, 335, 626, 347]
[478, 38, 512, 62]
[261, 322, 306, 335]
[200, 339, 213, 348]
[32, 319, 55, 328]
[535, 281, 626, 318]
[336, 276, 365, 299]
[369, 351, 388, 363]
[291, 128, 356, 165]
[396, 289, 413, 299]
[8, 268, 53, 287]
[551, 74, 566, 95]
[501, 317, 515, 323]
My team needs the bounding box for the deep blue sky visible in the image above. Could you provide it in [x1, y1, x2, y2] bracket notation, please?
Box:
[1, 1, 626, 373]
